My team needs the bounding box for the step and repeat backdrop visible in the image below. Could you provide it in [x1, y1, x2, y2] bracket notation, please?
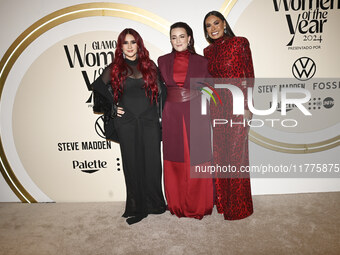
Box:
[0, 0, 339, 202]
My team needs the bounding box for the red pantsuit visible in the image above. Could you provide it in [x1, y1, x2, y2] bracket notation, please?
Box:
[158, 51, 213, 219]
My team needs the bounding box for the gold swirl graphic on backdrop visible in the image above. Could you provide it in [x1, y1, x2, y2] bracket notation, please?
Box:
[219, 0, 340, 153]
[249, 131, 340, 154]
[0, 3, 171, 203]
[219, 0, 238, 15]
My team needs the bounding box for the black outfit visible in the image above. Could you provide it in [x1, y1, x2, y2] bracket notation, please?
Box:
[92, 58, 166, 224]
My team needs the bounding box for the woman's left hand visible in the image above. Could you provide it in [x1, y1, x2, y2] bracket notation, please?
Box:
[117, 107, 125, 117]
[244, 110, 253, 122]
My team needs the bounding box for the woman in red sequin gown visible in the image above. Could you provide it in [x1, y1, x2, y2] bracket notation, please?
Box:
[203, 11, 254, 220]
[158, 22, 213, 219]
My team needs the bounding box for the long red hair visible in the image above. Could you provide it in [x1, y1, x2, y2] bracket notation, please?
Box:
[111, 28, 158, 103]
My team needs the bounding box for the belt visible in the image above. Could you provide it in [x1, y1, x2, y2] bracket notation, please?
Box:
[166, 87, 201, 102]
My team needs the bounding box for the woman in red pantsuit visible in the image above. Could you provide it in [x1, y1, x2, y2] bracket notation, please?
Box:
[158, 22, 213, 219]
[203, 11, 254, 220]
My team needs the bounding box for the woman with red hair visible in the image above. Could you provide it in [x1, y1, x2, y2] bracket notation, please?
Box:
[92, 28, 166, 225]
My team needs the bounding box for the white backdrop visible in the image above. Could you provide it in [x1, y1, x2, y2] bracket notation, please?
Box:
[0, 0, 339, 202]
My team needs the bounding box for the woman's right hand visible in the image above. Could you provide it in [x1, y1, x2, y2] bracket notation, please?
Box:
[117, 107, 125, 117]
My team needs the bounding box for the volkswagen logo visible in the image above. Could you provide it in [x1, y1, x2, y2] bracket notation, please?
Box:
[292, 57, 316, 81]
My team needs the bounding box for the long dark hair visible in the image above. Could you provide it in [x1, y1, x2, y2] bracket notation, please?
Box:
[170, 22, 196, 54]
[111, 28, 158, 103]
[203, 11, 235, 43]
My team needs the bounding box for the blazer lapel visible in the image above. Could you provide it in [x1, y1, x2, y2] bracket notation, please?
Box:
[168, 51, 175, 86]
[183, 53, 193, 89]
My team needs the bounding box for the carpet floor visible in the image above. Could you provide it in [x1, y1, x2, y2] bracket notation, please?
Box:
[0, 192, 339, 255]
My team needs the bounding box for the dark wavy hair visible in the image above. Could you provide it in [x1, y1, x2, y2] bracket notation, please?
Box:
[170, 22, 196, 54]
[203, 10, 235, 43]
[111, 28, 158, 103]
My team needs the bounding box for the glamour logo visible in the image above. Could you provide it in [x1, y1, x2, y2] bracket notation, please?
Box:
[292, 57, 316, 81]
[64, 42, 116, 104]
[64, 44, 114, 68]
[201, 84, 312, 116]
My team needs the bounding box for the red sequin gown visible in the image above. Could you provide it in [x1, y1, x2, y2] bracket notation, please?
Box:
[204, 36, 254, 220]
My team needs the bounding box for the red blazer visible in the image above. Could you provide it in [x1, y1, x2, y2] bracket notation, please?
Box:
[158, 52, 211, 89]
[157, 52, 212, 164]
